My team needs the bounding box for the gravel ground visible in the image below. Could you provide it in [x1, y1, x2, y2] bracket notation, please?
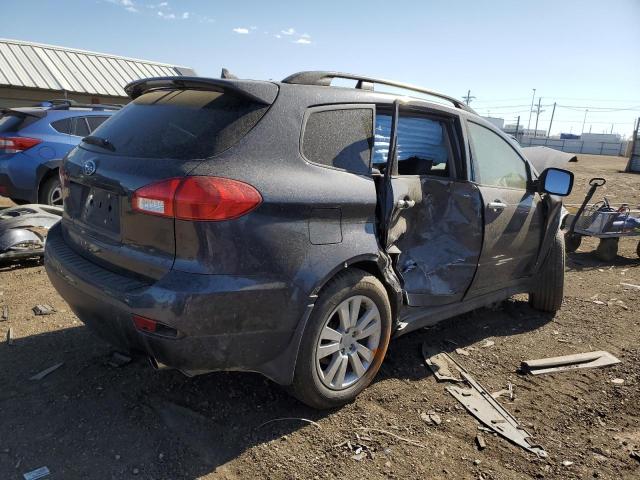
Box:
[0, 154, 638, 479]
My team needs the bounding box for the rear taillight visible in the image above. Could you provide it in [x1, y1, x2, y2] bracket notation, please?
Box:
[132, 176, 262, 221]
[0, 136, 41, 154]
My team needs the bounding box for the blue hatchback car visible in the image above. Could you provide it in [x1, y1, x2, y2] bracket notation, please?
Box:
[0, 100, 120, 205]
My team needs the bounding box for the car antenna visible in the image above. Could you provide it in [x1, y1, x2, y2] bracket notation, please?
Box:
[221, 68, 238, 80]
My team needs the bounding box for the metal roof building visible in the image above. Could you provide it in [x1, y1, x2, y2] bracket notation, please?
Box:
[0, 38, 196, 107]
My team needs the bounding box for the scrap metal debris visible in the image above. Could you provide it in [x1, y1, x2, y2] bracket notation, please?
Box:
[32, 304, 55, 316]
[23, 466, 50, 480]
[521, 351, 621, 375]
[422, 343, 463, 382]
[30, 362, 64, 381]
[491, 383, 514, 401]
[447, 374, 547, 457]
[423, 343, 547, 457]
[620, 282, 640, 290]
[0, 204, 62, 261]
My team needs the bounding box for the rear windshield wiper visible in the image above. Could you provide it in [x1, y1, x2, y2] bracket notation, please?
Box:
[82, 135, 116, 152]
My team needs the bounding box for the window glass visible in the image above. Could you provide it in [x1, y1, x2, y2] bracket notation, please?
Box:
[86, 116, 108, 132]
[72, 117, 90, 137]
[468, 122, 527, 189]
[82, 89, 269, 160]
[302, 108, 373, 175]
[50, 118, 72, 135]
[374, 114, 450, 176]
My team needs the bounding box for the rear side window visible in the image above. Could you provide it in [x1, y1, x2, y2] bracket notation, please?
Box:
[468, 122, 528, 189]
[374, 114, 451, 176]
[86, 116, 108, 132]
[51, 118, 72, 135]
[84, 89, 269, 159]
[72, 117, 90, 137]
[0, 113, 39, 132]
[302, 108, 373, 175]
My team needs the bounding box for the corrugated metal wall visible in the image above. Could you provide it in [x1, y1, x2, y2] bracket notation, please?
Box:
[0, 39, 192, 98]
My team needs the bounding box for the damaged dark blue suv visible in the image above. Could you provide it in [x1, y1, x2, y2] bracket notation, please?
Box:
[45, 71, 573, 408]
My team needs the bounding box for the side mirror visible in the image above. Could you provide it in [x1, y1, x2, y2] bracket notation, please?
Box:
[539, 168, 574, 197]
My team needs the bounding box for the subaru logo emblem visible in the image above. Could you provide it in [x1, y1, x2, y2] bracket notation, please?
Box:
[83, 160, 96, 176]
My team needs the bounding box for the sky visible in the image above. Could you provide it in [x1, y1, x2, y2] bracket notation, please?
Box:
[2, 0, 639, 136]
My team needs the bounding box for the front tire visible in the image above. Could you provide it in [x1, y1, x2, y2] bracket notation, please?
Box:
[289, 269, 392, 409]
[529, 230, 565, 313]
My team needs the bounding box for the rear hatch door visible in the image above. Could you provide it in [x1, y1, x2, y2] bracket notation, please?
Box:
[61, 84, 276, 281]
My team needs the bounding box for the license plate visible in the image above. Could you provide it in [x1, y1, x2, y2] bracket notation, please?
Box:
[79, 186, 121, 234]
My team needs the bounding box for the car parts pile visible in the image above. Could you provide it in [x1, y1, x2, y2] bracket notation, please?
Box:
[0, 204, 62, 261]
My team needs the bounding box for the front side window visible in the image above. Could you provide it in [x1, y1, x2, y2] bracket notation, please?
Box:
[374, 113, 451, 176]
[302, 108, 373, 175]
[468, 122, 528, 189]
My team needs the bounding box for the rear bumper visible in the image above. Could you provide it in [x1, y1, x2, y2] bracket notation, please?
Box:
[44, 223, 309, 384]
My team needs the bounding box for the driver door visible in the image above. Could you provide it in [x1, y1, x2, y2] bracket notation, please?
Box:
[465, 121, 544, 297]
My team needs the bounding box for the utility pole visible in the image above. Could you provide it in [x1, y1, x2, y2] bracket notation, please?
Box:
[581, 109, 588, 134]
[462, 89, 475, 106]
[533, 97, 544, 138]
[610, 124, 614, 134]
[514, 115, 520, 138]
[547, 102, 556, 138]
[527, 88, 536, 131]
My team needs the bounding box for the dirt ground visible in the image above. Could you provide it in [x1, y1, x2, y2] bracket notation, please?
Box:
[0, 154, 638, 480]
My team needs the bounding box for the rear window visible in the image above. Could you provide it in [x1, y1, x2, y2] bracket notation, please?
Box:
[85, 89, 269, 159]
[302, 108, 373, 175]
[0, 113, 39, 133]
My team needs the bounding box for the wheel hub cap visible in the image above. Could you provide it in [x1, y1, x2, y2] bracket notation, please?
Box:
[315, 295, 382, 390]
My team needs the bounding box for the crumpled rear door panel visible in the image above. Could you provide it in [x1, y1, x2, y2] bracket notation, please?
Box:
[384, 177, 483, 307]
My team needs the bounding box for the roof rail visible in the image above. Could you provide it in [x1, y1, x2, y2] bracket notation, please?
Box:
[50, 101, 122, 111]
[282, 71, 476, 114]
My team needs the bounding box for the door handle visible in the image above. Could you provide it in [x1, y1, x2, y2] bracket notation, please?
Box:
[488, 200, 507, 211]
[397, 198, 416, 210]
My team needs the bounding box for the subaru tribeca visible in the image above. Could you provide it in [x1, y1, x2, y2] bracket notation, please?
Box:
[45, 72, 573, 408]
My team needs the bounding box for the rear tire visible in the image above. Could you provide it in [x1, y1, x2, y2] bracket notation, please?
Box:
[39, 175, 63, 206]
[596, 238, 618, 262]
[529, 230, 565, 313]
[289, 269, 392, 409]
[564, 232, 582, 253]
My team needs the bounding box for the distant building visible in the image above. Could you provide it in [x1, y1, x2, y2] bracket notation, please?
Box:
[560, 133, 580, 140]
[0, 38, 196, 107]
[503, 125, 547, 137]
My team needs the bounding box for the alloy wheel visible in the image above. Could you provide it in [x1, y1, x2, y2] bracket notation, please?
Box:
[315, 295, 382, 390]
